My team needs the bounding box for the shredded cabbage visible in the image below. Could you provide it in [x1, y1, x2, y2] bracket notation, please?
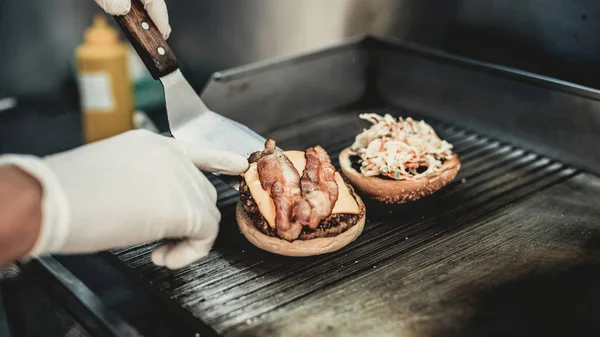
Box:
[349, 113, 454, 180]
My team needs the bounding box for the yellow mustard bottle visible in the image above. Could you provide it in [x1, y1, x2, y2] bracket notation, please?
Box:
[75, 14, 134, 143]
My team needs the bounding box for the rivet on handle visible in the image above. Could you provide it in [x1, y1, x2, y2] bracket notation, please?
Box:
[157, 47, 165, 55]
[141, 22, 150, 30]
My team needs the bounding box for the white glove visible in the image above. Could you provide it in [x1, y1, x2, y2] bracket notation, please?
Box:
[0, 130, 248, 269]
[94, 0, 171, 39]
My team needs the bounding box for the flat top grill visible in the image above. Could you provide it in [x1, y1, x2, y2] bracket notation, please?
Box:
[110, 107, 596, 336]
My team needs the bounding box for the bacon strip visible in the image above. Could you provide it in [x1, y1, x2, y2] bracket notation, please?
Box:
[292, 146, 339, 229]
[254, 140, 303, 241]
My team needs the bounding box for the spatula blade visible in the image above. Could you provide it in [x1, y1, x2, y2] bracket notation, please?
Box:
[160, 70, 267, 157]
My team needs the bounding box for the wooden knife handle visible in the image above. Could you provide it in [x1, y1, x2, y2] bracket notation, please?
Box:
[113, 0, 178, 79]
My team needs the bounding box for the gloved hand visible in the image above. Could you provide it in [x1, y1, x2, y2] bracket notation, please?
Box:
[94, 0, 171, 39]
[0, 130, 248, 269]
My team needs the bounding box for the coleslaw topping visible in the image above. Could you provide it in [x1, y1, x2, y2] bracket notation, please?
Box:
[349, 113, 455, 180]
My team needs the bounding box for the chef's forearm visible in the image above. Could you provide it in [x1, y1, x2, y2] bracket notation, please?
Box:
[0, 165, 42, 267]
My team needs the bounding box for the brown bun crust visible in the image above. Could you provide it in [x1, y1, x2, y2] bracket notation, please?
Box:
[339, 147, 461, 204]
[236, 197, 366, 257]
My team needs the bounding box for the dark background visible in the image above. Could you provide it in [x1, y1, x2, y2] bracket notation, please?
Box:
[2, 0, 600, 101]
[4, 0, 600, 156]
[3, 0, 600, 154]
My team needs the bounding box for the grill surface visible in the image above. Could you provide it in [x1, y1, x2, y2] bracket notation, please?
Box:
[112, 107, 580, 335]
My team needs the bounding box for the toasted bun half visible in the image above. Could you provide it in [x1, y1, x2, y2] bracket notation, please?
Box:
[339, 147, 461, 204]
[236, 198, 366, 257]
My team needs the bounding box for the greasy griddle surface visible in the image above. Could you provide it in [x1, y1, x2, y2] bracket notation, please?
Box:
[112, 108, 600, 337]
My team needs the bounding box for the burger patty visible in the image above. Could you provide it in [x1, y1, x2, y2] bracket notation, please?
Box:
[239, 175, 365, 240]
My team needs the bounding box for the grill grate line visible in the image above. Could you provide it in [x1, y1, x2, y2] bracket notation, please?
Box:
[117, 243, 161, 264]
[159, 258, 267, 299]
[450, 136, 491, 155]
[143, 250, 247, 284]
[439, 154, 545, 200]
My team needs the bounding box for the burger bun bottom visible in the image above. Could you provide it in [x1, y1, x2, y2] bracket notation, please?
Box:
[236, 200, 366, 257]
[339, 147, 460, 204]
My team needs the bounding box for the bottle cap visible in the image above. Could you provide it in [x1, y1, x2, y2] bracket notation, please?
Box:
[84, 14, 119, 45]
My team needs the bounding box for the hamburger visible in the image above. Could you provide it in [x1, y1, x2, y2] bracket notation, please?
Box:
[237, 139, 366, 256]
[339, 113, 460, 204]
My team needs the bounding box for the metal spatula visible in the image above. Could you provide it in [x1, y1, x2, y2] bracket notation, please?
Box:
[112, 0, 267, 189]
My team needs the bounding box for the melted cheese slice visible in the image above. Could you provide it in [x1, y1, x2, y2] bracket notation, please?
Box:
[243, 150, 360, 228]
